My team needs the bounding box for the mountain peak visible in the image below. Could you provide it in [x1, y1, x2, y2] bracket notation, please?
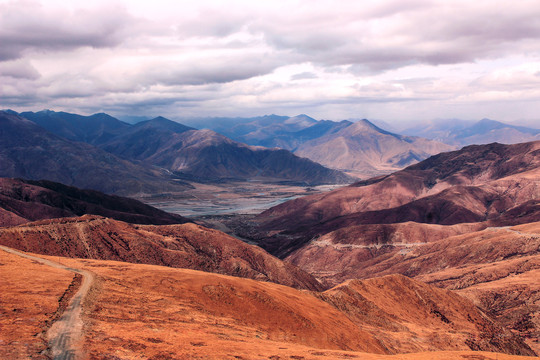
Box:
[348, 119, 393, 135]
[151, 116, 169, 122]
[284, 114, 317, 126]
[135, 116, 194, 134]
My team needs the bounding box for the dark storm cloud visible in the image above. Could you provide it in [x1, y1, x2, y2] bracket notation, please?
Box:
[0, 2, 133, 61]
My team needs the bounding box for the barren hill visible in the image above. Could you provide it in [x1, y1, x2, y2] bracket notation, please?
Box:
[2, 248, 533, 358]
[0, 215, 322, 290]
[257, 141, 540, 242]
[285, 221, 540, 353]
[247, 141, 540, 352]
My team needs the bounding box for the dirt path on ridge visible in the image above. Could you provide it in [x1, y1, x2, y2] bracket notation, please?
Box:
[0, 245, 94, 360]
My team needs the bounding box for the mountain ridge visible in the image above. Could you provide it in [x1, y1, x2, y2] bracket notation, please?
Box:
[0, 111, 191, 195]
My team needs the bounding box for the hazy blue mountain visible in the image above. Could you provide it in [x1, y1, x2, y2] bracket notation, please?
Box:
[403, 118, 540, 146]
[180, 114, 354, 150]
[133, 116, 194, 134]
[101, 121, 352, 185]
[117, 115, 151, 124]
[0, 111, 191, 195]
[180, 114, 289, 135]
[20, 109, 131, 145]
[101, 116, 195, 160]
[12, 110, 351, 185]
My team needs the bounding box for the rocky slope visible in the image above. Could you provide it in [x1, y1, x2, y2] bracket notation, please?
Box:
[294, 119, 454, 177]
[0, 178, 189, 227]
[257, 141, 540, 242]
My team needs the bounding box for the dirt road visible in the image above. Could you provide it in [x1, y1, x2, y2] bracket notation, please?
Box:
[0, 245, 94, 360]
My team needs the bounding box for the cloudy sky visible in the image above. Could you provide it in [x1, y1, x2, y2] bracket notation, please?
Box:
[2, 0, 540, 126]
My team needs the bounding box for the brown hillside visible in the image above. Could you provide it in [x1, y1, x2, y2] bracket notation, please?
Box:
[259, 141, 540, 232]
[317, 274, 534, 355]
[50, 256, 534, 357]
[0, 215, 322, 290]
[253, 141, 540, 258]
[289, 222, 540, 353]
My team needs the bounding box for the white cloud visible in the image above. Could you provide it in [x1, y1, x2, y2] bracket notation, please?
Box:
[1, 0, 540, 125]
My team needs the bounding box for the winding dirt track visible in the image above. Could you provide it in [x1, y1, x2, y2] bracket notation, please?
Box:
[0, 245, 94, 360]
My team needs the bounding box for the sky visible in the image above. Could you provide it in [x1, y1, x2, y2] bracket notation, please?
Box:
[2, 0, 540, 127]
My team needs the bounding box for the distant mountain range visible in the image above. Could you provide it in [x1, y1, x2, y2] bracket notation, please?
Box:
[181, 114, 351, 150]
[0, 111, 191, 196]
[403, 118, 540, 146]
[9, 109, 539, 191]
[182, 114, 455, 178]
[100, 116, 351, 184]
[20, 110, 132, 145]
[1, 110, 352, 192]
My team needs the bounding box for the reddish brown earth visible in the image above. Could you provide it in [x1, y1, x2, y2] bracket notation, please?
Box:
[258, 141, 540, 232]
[1, 244, 535, 359]
[0, 177, 189, 227]
[246, 141, 540, 354]
[0, 247, 75, 359]
[317, 275, 533, 355]
[41, 255, 535, 358]
[288, 222, 540, 354]
[0, 215, 322, 290]
[286, 221, 486, 284]
[251, 141, 540, 258]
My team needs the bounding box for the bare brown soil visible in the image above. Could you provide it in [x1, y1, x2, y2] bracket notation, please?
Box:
[28, 255, 532, 358]
[0, 247, 74, 359]
[1, 246, 536, 359]
[290, 222, 540, 354]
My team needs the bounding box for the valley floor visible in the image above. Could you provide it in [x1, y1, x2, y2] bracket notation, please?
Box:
[141, 181, 343, 217]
